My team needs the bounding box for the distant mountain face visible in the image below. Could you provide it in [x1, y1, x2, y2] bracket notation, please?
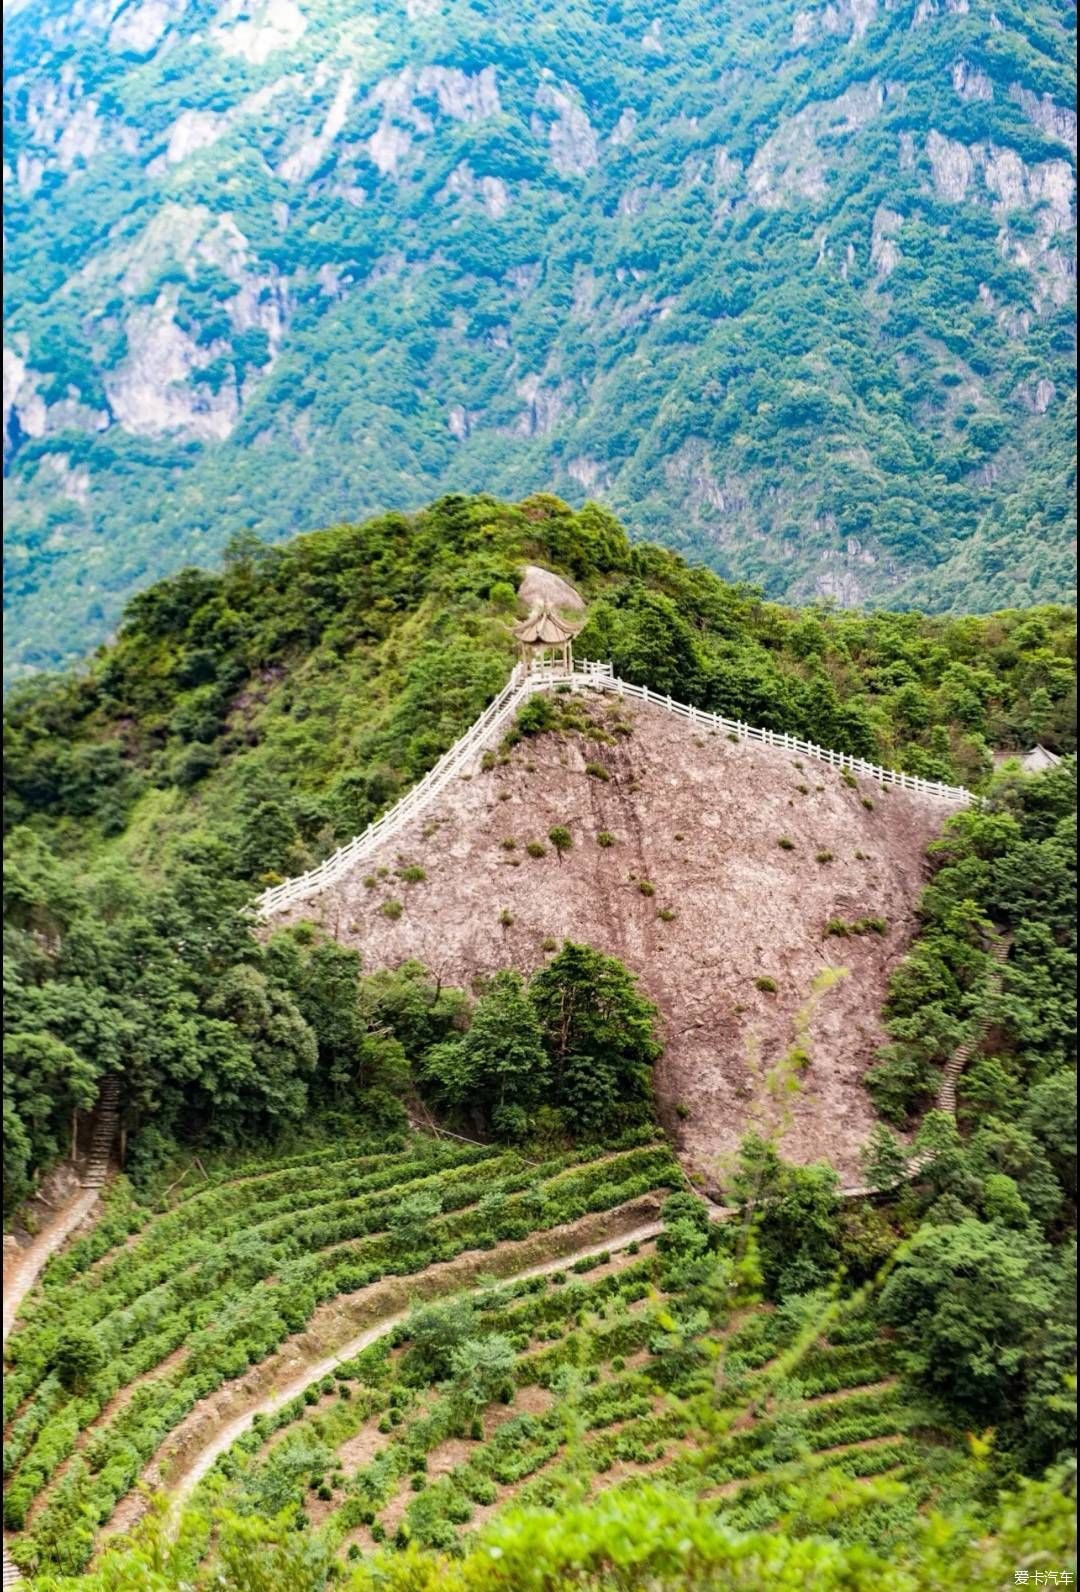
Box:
[3, 0, 1076, 678]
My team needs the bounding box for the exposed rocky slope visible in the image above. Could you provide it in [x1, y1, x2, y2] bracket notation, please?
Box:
[3, 0, 1075, 676]
[276, 691, 954, 1182]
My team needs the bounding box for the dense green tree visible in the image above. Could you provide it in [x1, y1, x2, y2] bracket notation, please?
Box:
[731, 1136, 842, 1300]
[402, 1298, 477, 1384]
[3, 1033, 97, 1210]
[859, 1123, 909, 1193]
[868, 760, 1076, 1126]
[580, 586, 707, 702]
[879, 1219, 1055, 1424]
[419, 971, 549, 1138]
[50, 1328, 104, 1394]
[529, 942, 661, 1134]
[448, 1334, 516, 1422]
[460, 971, 549, 1121]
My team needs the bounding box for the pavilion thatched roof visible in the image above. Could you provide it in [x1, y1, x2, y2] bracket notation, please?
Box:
[512, 604, 584, 645]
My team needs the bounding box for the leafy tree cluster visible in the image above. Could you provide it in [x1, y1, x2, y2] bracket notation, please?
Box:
[419, 943, 660, 1141]
[3, 832, 393, 1212]
[3, 819, 655, 1210]
[867, 757, 1076, 1127]
[722, 1116, 1075, 1487]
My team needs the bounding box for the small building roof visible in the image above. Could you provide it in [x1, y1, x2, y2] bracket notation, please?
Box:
[512, 603, 583, 645]
[1021, 744, 1062, 773]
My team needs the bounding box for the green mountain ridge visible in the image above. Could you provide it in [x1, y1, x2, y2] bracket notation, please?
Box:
[4, 489, 1074, 1198]
[3, 0, 1076, 679]
[5, 494, 1075, 879]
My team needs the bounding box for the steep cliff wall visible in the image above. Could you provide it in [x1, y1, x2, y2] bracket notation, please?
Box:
[276, 692, 951, 1182]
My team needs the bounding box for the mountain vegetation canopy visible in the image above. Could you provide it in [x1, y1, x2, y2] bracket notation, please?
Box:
[3, 0, 1076, 679]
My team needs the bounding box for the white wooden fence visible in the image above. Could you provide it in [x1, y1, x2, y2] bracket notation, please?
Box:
[254, 662, 533, 918]
[581, 672, 972, 803]
[254, 658, 970, 919]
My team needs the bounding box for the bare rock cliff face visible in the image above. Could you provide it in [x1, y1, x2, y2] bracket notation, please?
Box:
[275, 697, 952, 1183]
[4, 0, 1074, 674]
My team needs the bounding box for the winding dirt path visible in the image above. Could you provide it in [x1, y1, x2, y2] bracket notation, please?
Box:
[4, 1183, 103, 1588]
[88, 1202, 665, 1550]
[3, 1188, 101, 1345]
[170, 1212, 664, 1516]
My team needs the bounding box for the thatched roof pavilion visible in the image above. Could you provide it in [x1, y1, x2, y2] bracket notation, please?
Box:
[512, 603, 584, 673]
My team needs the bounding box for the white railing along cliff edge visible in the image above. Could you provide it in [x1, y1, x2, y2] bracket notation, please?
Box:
[253, 659, 971, 920]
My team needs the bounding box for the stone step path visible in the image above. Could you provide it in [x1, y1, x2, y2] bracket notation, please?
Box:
[935, 931, 1011, 1117]
[83, 1075, 120, 1188]
[845, 929, 1012, 1196]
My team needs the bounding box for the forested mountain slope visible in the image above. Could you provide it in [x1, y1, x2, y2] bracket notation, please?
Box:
[3, 0, 1076, 677]
[3, 496, 1075, 1589]
[4, 493, 1075, 1205]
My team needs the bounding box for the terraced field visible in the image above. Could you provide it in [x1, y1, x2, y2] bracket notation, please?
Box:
[3, 1130, 678, 1578]
[185, 1201, 962, 1571]
[4, 1131, 970, 1582]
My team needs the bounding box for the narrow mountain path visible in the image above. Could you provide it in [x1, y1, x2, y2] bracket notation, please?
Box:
[934, 931, 1012, 1117]
[3, 1188, 102, 1345]
[4, 1189, 104, 1590]
[81, 1076, 120, 1190]
[3, 1081, 121, 1588]
[4, 1070, 119, 1337]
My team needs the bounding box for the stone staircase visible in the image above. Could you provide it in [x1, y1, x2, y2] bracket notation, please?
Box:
[848, 930, 1012, 1194]
[935, 931, 1011, 1118]
[82, 1075, 120, 1188]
